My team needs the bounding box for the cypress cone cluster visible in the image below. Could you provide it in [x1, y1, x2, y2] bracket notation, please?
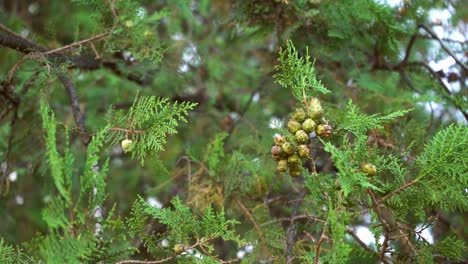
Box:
[271, 98, 332, 177]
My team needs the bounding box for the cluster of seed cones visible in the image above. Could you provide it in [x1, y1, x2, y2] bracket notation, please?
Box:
[271, 98, 332, 177]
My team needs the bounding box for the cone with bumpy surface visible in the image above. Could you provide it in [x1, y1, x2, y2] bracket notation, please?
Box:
[295, 130, 309, 144]
[316, 124, 332, 138]
[302, 118, 316, 133]
[307, 98, 324, 120]
[277, 159, 288, 172]
[274, 135, 286, 146]
[297, 144, 310, 158]
[288, 120, 302, 134]
[282, 142, 296, 155]
[292, 108, 306, 123]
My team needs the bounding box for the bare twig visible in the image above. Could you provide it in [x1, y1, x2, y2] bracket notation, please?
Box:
[418, 24, 468, 73]
[0, 23, 25, 39]
[57, 74, 91, 145]
[286, 190, 306, 264]
[314, 229, 327, 264]
[380, 233, 390, 261]
[417, 34, 467, 45]
[236, 200, 272, 257]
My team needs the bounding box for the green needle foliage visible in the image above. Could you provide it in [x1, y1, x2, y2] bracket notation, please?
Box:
[0, 1, 466, 263]
[275, 40, 330, 102]
[106, 94, 198, 165]
[128, 196, 244, 261]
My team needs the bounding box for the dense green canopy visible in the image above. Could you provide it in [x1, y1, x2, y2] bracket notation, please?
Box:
[0, 1, 466, 263]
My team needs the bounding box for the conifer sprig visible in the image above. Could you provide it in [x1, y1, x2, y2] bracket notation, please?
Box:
[274, 40, 330, 103]
[107, 94, 198, 164]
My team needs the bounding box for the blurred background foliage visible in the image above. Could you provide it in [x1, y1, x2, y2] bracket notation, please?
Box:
[0, 0, 466, 263]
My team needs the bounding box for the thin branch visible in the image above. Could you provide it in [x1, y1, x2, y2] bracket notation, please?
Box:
[0, 107, 18, 195]
[236, 200, 272, 257]
[314, 229, 327, 264]
[407, 62, 452, 95]
[45, 32, 110, 56]
[400, 33, 418, 65]
[405, 62, 467, 120]
[57, 74, 91, 145]
[44, 0, 119, 56]
[417, 34, 467, 45]
[346, 227, 376, 256]
[286, 190, 306, 264]
[0, 23, 25, 39]
[0, 26, 149, 85]
[108, 127, 146, 134]
[379, 234, 390, 261]
[116, 238, 219, 264]
[379, 177, 421, 203]
[418, 24, 468, 73]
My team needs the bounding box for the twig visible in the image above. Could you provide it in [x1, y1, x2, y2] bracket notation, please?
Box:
[418, 24, 468, 73]
[379, 233, 389, 261]
[379, 177, 421, 203]
[345, 227, 391, 264]
[346, 227, 376, 256]
[399, 33, 418, 65]
[108, 127, 145, 134]
[236, 200, 272, 257]
[0, 107, 18, 195]
[90, 42, 101, 59]
[44, 0, 119, 56]
[116, 238, 218, 264]
[0, 23, 25, 39]
[314, 229, 327, 264]
[0, 28, 149, 85]
[44, 32, 110, 56]
[286, 190, 306, 264]
[57, 74, 91, 145]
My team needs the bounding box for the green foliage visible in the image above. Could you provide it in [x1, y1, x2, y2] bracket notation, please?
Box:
[32, 100, 133, 263]
[128, 196, 244, 259]
[0, 238, 35, 264]
[339, 101, 412, 136]
[107, 94, 198, 165]
[275, 40, 330, 102]
[222, 151, 258, 197]
[325, 206, 352, 264]
[80, 127, 109, 209]
[434, 236, 466, 261]
[1, 1, 467, 263]
[206, 132, 229, 174]
[40, 99, 72, 204]
[323, 139, 382, 196]
[412, 124, 468, 212]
